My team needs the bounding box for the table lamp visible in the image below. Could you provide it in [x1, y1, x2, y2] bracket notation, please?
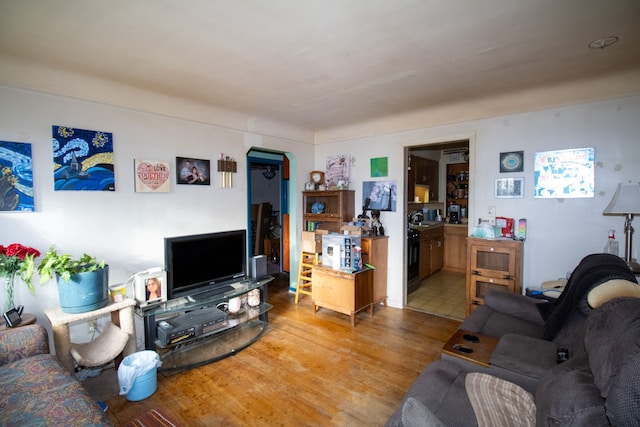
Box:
[603, 182, 640, 273]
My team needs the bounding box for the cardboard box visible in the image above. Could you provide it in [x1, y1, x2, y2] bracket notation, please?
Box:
[301, 230, 328, 253]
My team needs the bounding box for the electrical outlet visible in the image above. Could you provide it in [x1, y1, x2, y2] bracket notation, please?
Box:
[87, 319, 97, 334]
[488, 206, 496, 218]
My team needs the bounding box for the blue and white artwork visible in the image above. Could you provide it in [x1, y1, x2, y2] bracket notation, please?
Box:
[0, 141, 34, 212]
[52, 125, 115, 191]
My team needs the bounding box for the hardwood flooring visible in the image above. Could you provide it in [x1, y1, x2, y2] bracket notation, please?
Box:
[106, 274, 461, 426]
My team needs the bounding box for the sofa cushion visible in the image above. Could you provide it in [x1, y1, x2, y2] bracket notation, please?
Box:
[535, 355, 607, 426]
[604, 349, 640, 425]
[401, 397, 446, 427]
[489, 334, 557, 379]
[465, 373, 535, 427]
[0, 354, 111, 426]
[587, 279, 640, 309]
[584, 297, 640, 398]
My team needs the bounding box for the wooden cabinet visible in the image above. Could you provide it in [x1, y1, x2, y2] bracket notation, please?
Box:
[409, 156, 439, 201]
[311, 265, 374, 326]
[303, 190, 355, 233]
[419, 225, 444, 279]
[443, 224, 468, 273]
[361, 236, 389, 307]
[446, 163, 469, 213]
[466, 238, 523, 316]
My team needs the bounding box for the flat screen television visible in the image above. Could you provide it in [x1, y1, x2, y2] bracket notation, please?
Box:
[165, 229, 247, 300]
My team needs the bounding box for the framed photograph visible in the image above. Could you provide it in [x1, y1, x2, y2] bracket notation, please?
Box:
[362, 180, 397, 211]
[176, 157, 210, 185]
[133, 270, 167, 307]
[500, 151, 524, 173]
[134, 159, 171, 192]
[495, 177, 524, 199]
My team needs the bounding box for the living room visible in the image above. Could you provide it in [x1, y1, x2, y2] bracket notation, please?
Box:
[1, 2, 640, 425]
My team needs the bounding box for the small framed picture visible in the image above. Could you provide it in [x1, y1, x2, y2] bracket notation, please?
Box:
[176, 157, 211, 185]
[133, 270, 167, 307]
[495, 177, 524, 199]
[499, 151, 524, 173]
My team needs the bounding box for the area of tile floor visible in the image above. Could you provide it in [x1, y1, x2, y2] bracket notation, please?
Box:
[406, 270, 466, 320]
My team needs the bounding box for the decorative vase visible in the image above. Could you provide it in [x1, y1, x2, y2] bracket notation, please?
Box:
[56, 266, 109, 314]
[3, 274, 15, 311]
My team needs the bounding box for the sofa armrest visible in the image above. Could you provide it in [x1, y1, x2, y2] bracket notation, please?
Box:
[0, 324, 50, 365]
[484, 290, 547, 326]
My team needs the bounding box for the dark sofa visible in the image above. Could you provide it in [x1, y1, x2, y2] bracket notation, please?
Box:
[0, 324, 112, 426]
[386, 296, 640, 426]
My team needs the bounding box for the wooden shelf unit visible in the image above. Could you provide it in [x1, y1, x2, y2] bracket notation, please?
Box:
[408, 155, 439, 202]
[466, 237, 523, 316]
[419, 225, 444, 280]
[302, 190, 355, 233]
[446, 163, 469, 213]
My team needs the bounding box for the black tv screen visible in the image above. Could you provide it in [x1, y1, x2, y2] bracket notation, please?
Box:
[165, 230, 247, 300]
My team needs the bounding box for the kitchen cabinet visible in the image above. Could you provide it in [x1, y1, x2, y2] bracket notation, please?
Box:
[409, 156, 439, 202]
[303, 190, 355, 233]
[443, 224, 468, 274]
[419, 225, 444, 279]
[466, 237, 523, 316]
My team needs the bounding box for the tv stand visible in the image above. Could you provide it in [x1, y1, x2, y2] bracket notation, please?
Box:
[136, 275, 273, 375]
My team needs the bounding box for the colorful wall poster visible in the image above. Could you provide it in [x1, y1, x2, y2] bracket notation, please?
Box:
[52, 125, 115, 191]
[0, 141, 34, 212]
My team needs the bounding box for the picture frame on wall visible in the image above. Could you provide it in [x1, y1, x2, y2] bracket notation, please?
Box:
[176, 157, 210, 185]
[495, 177, 524, 198]
[134, 159, 171, 192]
[0, 140, 34, 211]
[499, 151, 524, 173]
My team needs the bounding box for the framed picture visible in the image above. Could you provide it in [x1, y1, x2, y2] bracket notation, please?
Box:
[500, 151, 524, 173]
[134, 159, 171, 192]
[495, 177, 524, 198]
[362, 180, 397, 211]
[133, 270, 167, 307]
[176, 157, 211, 185]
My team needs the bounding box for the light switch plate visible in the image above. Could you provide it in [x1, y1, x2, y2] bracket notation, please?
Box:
[488, 206, 496, 225]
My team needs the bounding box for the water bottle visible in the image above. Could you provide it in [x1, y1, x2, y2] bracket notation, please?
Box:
[604, 229, 619, 257]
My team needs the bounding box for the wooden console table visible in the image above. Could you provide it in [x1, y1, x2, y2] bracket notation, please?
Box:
[44, 298, 136, 373]
[442, 329, 498, 368]
[311, 265, 373, 326]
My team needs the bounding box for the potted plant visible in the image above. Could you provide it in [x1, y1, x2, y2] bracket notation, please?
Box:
[38, 246, 109, 314]
[0, 243, 41, 310]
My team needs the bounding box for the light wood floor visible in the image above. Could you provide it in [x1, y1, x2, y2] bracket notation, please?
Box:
[105, 274, 461, 426]
[406, 270, 466, 320]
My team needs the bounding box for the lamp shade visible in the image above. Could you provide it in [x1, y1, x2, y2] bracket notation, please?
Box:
[603, 182, 640, 215]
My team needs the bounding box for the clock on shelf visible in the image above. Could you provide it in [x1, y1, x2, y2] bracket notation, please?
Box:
[310, 170, 325, 189]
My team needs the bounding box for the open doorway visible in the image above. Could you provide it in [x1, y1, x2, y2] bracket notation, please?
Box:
[406, 140, 469, 320]
[247, 150, 289, 275]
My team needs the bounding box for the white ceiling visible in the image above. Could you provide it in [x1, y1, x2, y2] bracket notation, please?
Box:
[1, 0, 639, 131]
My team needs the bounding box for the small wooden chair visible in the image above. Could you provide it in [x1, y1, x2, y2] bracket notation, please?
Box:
[295, 251, 319, 303]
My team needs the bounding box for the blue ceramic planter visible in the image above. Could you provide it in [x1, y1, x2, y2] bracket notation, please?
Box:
[56, 266, 109, 314]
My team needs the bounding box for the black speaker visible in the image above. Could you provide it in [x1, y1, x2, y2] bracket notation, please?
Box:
[250, 255, 267, 280]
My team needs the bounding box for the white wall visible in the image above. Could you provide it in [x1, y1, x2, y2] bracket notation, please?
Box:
[314, 95, 640, 308]
[0, 85, 313, 348]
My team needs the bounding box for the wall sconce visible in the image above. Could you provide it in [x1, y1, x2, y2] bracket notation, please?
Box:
[603, 182, 640, 273]
[217, 154, 237, 188]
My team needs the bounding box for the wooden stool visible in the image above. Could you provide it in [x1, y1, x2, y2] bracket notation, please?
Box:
[295, 251, 319, 303]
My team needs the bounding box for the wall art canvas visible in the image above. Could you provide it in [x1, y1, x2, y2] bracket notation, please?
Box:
[534, 147, 594, 198]
[176, 157, 210, 185]
[495, 177, 524, 198]
[134, 159, 171, 193]
[0, 141, 34, 212]
[52, 125, 115, 191]
[370, 157, 388, 177]
[500, 151, 524, 173]
[362, 180, 397, 211]
[325, 154, 353, 188]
